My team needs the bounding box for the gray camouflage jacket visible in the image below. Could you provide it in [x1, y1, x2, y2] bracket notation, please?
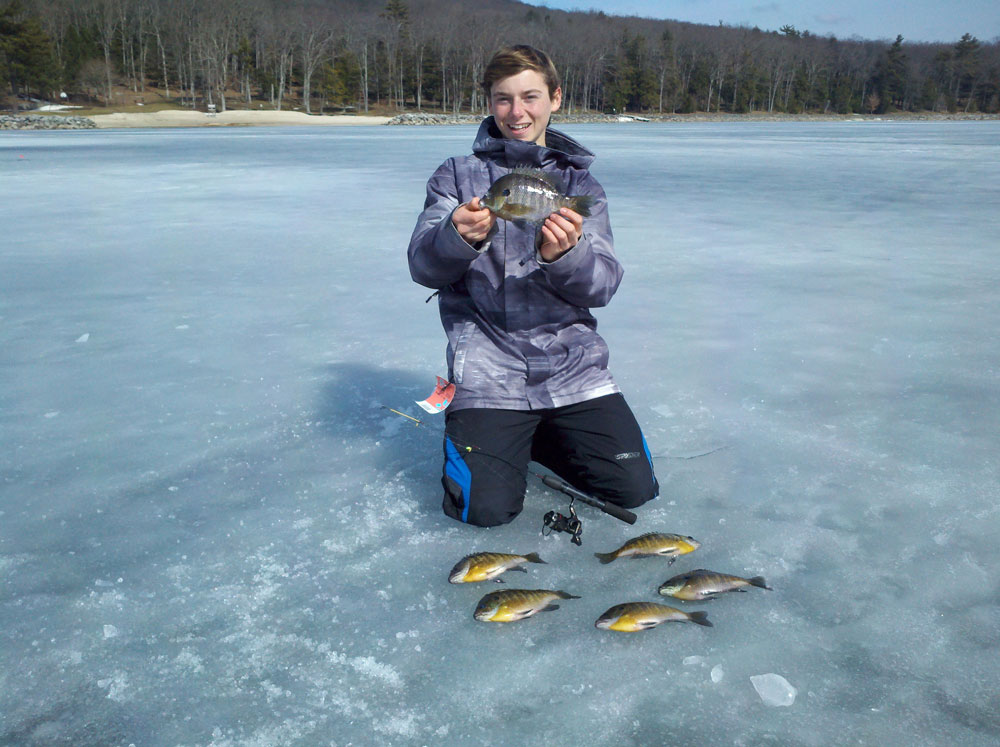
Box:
[407, 116, 623, 412]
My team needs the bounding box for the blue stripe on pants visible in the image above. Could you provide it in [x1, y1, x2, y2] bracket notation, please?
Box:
[641, 432, 658, 492]
[444, 437, 473, 523]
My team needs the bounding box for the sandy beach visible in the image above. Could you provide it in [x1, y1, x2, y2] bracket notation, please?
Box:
[88, 109, 391, 128]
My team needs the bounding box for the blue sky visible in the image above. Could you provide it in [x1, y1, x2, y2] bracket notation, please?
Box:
[522, 0, 999, 43]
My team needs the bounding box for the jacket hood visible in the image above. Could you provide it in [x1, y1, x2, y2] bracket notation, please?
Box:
[472, 116, 595, 170]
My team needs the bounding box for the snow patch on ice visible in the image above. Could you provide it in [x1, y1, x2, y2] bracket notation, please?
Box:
[750, 673, 797, 706]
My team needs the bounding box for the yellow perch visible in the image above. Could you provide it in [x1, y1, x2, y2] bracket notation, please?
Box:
[595, 602, 712, 631]
[594, 533, 701, 564]
[448, 552, 546, 583]
[658, 569, 772, 600]
[473, 589, 580, 623]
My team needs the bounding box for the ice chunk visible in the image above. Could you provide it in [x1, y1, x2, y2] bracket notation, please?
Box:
[711, 665, 724, 683]
[750, 673, 797, 706]
[103, 624, 119, 639]
[683, 655, 704, 666]
[75, 333, 89, 343]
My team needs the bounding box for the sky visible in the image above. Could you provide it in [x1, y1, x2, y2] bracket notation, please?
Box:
[523, 0, 999, 43]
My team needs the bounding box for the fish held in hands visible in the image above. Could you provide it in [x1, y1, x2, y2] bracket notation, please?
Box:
[448, 552, 546, 584]
[595, 602, 712, 631]
[658, 569, 772, 601]
[480, 168, 594, 224]
[594, 533, 701, 565]
[473, 588, 580, 623]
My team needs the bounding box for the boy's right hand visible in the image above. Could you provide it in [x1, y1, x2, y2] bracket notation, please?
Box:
[452, 197, 496, 245]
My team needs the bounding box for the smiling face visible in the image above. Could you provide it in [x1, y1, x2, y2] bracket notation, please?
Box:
[488, 69, 562, 148]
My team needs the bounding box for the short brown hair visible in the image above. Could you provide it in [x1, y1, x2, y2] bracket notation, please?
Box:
[481, 45, 561, 98]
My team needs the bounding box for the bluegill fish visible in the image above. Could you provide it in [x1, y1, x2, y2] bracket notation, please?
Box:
[595, 602, 712, 632]
[594, 533, 701, 565]
[473, 588, 580, 623]
[480, 167, 594, 224]
[448, 552, 546, 584]
[658, 569, 772, 601]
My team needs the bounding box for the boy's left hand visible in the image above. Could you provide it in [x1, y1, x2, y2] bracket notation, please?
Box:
[538, 208, 584, 262]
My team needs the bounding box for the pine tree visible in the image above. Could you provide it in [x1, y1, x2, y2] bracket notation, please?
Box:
[1, 1, 58, 106]
[875, 35, 907, 112]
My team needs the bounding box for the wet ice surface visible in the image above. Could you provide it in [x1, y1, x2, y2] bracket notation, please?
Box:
[2, 122, 999, 745]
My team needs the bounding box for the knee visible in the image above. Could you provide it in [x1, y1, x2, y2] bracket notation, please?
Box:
[442, 474, 523, 527]
[605, 470, 659, 510]
[463, 503, 520, 528]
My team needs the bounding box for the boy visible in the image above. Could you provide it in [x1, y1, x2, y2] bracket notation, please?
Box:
[408, 45, 658, 527]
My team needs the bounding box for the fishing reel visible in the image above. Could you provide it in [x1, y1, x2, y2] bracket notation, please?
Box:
[535, 472, 636, 547]
[542, 501, 583, 546]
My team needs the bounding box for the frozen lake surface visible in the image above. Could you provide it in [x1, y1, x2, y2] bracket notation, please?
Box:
[2, 121, 999, 745]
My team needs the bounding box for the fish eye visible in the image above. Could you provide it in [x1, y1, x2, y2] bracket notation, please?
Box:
[502, 188, 510, 196]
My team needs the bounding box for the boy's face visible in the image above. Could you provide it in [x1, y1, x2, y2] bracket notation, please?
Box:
[488, 69, 562, 147]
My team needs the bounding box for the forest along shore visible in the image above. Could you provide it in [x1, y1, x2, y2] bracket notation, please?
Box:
[2, 110, 997, 130]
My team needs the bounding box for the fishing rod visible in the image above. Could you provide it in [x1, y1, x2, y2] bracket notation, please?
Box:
[382, 406, 637, 544]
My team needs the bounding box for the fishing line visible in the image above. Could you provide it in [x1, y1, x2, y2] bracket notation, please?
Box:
[650, 445, 731, 461]
[382, 406, 529, 478]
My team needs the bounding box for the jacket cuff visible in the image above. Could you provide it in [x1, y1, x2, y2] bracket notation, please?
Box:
[442, 207, 497, 257]
[536, 232, 590, 271]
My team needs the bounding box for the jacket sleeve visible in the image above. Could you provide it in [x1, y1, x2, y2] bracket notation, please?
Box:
[407, 159, 494, 290]
[537, 173, 623, 308]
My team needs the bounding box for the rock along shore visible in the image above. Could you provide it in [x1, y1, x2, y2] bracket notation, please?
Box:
[0, 114, 96, 130]
[386, 111, 999, 125]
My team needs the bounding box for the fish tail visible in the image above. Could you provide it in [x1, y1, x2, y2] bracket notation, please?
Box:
[556, 591, 582, 600]
[523, 553, 546, 564]
[687, 611, 713, 627]
[594, 551, 617, 564]
[749, 576, 772, 590]
[568, 195, 594, 217]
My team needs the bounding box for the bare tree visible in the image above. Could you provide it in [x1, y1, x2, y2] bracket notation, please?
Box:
[83, 0, 121, 105]
[296, 7, 335, 114]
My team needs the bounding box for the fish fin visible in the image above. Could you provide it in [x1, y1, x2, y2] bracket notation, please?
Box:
[687, 611, 713, 627]
[509, 566, 527, 574]
[567, 194, 594, 218]
[493, 578, 506, 583]
[594, 552, 617, 564]
[541, 604, 560, 612]
[637, 619, 661, 629]
[523, 553, 546, 564]
[511, 166, 565, 192]
[749, 576, 772, 590]
[556, 591, 582, 600]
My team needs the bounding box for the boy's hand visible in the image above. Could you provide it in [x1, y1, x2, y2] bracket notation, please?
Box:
[452, 197, 496, 244]
[538, 208, 584, 262]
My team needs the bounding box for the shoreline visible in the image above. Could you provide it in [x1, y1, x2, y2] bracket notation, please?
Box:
[88, 110, 392, 128]
[3, 109, 996, 131]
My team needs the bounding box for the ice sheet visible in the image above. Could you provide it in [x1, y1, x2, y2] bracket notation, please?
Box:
[2, 122, 999, 745]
